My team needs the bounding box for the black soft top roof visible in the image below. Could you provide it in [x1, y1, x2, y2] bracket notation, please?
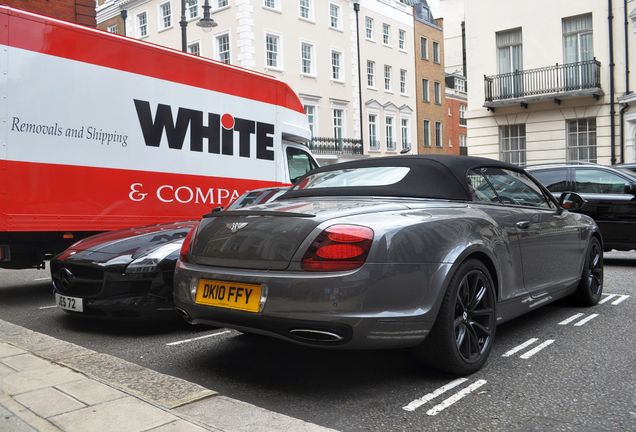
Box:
[282, 155, 521, 201]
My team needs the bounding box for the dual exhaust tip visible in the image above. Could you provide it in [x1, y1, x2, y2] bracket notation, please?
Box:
[289, 329, 344, 343]
[175, 308, 344, 343]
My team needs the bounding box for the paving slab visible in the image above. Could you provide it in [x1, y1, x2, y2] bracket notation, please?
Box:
[14, 387, 86, 418]
[0, 363, 16, 377]
[1, 353, 52, 372]
[0, 402, 37, 432]
[0, 342, 26, 358]
[1, 364, 84, 395]
[55, 378, 126, 405]
[49, 396, 177, 432]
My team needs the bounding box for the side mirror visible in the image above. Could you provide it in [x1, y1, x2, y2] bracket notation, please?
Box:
[559, 192, 585, 211]
[625, 184, 636, 195]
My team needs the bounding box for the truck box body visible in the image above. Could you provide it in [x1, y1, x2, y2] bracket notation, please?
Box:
[0, 6, 316, 268]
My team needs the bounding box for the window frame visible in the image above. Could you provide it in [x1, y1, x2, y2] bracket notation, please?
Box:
[215, 32, 231, 64]
[264, 32, 282, 70]
[299, 0, 313, 21]
[331, 49, 344, 82]
[329, 2, 342, 30]
[382, 23, 391, 46]
[136, 11, 148, 38]
[365, 16, 374, 40]
[300, 41, 315, 76]
[384, 64, 392, 92]
[158, 1, 172, 31]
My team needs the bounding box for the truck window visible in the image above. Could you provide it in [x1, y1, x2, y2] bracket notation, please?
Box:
[287, 147, 318, 184]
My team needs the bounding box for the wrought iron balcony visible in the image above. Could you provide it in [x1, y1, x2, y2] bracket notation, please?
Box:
[308, 137, 363, 156]
[484, 59, 602, 108]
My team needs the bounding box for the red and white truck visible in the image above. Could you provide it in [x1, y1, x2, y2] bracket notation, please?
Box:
[0, 6, 318, 269]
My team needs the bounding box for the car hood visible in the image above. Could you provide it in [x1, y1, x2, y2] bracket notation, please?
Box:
[189, 198, 416, 270]
[58, 221, 198, 266]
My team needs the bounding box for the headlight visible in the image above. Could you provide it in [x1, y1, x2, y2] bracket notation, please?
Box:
[125, 242, 183, 274]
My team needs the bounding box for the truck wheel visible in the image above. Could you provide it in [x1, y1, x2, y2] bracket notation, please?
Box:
[573, 237, 603, 306]
[416, 259, 496, 375]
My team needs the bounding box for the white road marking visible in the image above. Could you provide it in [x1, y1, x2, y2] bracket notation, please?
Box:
[611, 295, 630, 305]
[573, 314, 599, 327]
[426, 380, 487, 416]
[599, 294, 617, 304]
[38, 305, 57, 310]
[34, 277, 51, 281]
[558, 313, 585, 325]
[402, 378, 468, 412]
[166, 330, 233, 346]
[502, 338, 538, 357]
[519, 339, 554, 359]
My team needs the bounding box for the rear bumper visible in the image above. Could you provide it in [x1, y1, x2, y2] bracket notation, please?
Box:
[174, 260, 450, 349]
[56, 293, 176, 320]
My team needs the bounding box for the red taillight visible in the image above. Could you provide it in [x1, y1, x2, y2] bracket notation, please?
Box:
[302, 225, 374, 272]
[179, 224, 199, 263]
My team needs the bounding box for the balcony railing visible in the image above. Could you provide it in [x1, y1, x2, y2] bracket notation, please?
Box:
[459, 118, 467, 126]
[309, 137, 363, 156]
[484, 59, 602, 106]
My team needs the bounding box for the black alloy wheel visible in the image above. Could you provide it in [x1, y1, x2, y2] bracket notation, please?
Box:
[454, 269, 495, 363]
[417, 259, 496, 375]
[574, 236, 603, 306]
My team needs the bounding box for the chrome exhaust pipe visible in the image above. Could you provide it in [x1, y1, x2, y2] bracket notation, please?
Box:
[175, 307, 193, 324]
[289, 329, 344, 343]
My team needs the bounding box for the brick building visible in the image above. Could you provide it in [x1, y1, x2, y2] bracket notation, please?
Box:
[445, 72, 467, 155]
[2, 0, 95, 26]
[413, 1, 447, 155]
[95, 0, 125, 35]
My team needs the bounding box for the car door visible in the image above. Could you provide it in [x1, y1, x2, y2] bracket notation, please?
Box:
[573, 167, 636, 250]
[477, 167, 583, 295]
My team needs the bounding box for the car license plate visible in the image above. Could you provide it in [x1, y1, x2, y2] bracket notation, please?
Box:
[195, 279, 262, 313]
[55, 293, 84, 312]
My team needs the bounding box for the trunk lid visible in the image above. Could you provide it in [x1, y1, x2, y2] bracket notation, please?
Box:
[189, 198, 409, 270]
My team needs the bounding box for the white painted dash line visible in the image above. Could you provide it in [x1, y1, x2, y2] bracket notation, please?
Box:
[34, 277, 51, 281]
[502, 338, 538, 357]
[599, 294, 617, 304]
[573, 313, 599, 327]
[166, 330, 232, 346]
[426, 380, 487, 416]
[402, 378, 468, 412]
[559, 313, 585, 325]
[611, 295, 630, 306]
[519, 339, 554, 359]
[38, 305, 57, 310]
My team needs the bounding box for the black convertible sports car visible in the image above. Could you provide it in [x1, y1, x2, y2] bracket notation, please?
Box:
[174, 155, 603, 374]
[50, 187, 287, 319]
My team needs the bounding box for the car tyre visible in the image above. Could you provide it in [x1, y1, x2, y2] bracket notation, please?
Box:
[573, 236, 603, 306]
[416, 259, 496, 375]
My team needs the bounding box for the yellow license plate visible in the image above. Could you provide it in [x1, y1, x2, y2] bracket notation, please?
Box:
[195, 279, 262, 313]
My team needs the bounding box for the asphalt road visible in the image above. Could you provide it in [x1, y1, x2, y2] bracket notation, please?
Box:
[1, 252, 635, 432]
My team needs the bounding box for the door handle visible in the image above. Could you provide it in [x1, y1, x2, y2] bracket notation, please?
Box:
[516, 221, 530, 229]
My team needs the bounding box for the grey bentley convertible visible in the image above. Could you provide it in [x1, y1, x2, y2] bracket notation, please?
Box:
[174, 155, 603, 375]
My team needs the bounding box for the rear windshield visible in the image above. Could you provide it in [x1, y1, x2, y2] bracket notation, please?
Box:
[292, 167, 410, 190]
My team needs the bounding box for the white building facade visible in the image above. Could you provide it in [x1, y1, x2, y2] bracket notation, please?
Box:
[97, 0, 417, 164]
[465, 0, 635, 166]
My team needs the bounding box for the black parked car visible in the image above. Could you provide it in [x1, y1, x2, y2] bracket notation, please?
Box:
[51, 187, 288, 320]
[527, 163, 636, 251]
[614, 163, 636, 177]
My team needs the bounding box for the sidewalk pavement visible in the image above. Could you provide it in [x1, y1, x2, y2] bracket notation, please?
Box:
[0, 319, 337, 432]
